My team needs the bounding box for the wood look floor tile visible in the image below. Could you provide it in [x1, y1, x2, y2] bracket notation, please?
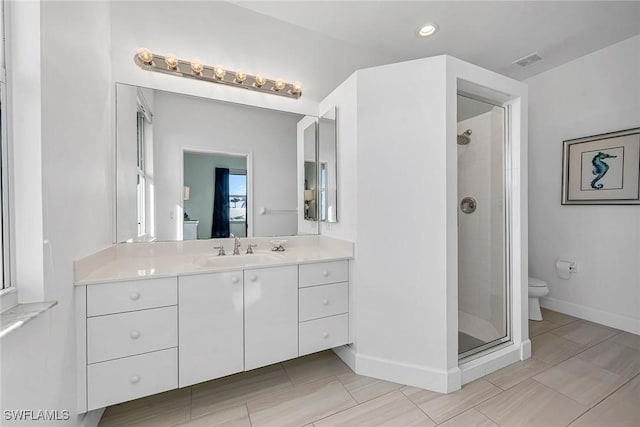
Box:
[528, 319, 559, 337]
[314, 390, 435, 427]
[540, 308, 579, 325]
[437, 409, 498, 427]
[551, 321, 619, 347]
[533, 358, 628, 407]
[609, 331, 640, 350]
[477, 378, 587, 427]
[282, 350, 352, 385]
[247, 376, 357, 427]
[176, 405, 250, 427]
[400, 385, 442, 406]
[485, 358, 552, 390]
[403, 380, 502, 424]
[99, 388, 191, 427]
[576, 341, 640, 378]
[531, 332, 586, 365]
[569, 374, 640, 427]
[336, 372, 404, 404]
[191, 364, 292, 419]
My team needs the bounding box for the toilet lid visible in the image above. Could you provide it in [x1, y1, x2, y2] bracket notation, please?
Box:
[529, 277, 548, 287]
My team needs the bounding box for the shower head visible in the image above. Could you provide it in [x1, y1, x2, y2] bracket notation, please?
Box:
[457, 129, 472, 145]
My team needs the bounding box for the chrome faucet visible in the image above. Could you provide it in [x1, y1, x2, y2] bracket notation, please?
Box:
[232, 235, 241, 255]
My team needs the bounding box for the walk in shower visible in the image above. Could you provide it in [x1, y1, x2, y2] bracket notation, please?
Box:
[457, 94, 510, 358]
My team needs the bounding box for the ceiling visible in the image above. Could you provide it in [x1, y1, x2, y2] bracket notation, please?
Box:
[233, 1, 640, 82]
[113, 1, 639, 107]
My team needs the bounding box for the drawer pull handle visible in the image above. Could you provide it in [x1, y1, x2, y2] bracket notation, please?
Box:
[250, 275, 258, 282]
[130, 375, 140, 384]
[231, 276, 239, 284]
[130, 330, 141, 339]
[322, 332, 329, 338]
[322, 271, 329, 277]
[130, 292, 141, 301]
[322, 299, 329, 306]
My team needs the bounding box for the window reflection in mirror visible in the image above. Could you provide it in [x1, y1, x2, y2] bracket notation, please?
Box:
[183, 152, 248, 240]
[319, 107, 338, 223]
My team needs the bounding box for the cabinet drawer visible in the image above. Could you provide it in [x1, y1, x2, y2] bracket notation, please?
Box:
[298, 260, 348, 287]
[87, 277, 177, 317]
[299, 282, 348, 322]
[299, 314, 348, 356]
[87, 348, 177, 411]
[87, 306, 177, 364]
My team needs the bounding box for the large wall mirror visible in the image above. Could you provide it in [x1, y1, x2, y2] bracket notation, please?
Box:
[115, 83, 318, 242]
[319, 107, 338, 223]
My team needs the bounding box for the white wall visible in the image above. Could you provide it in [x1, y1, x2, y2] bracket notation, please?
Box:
[152, 91, 301, 240]
[1, 2, 113, 427]
[527, 35, 640, 333]
[327, 56, 528, 392]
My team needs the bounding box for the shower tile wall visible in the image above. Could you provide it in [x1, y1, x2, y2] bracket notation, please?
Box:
[457, 108, 506, 344]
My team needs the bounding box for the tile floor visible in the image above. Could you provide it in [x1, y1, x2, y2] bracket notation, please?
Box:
[98, 309, 640, 427]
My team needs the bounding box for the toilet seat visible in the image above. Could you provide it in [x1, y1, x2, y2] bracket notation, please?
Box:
[529, 277, 547, 287]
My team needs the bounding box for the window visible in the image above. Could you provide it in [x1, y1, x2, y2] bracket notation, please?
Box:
[136, 111, 146, 237]
[0, 80, 10, 289]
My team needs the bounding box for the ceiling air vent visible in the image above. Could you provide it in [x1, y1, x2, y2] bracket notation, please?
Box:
[513, 52, 542, 67]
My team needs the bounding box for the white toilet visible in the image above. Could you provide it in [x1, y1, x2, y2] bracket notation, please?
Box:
[528, 277, 549, 321]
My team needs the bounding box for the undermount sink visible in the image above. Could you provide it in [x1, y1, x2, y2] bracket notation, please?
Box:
[192, 252, 284, 269]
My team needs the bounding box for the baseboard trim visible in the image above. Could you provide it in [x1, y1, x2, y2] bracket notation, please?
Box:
[76, 408, 105, 427]
[334, 345, 460, 393]
[541, 297, 639, 335]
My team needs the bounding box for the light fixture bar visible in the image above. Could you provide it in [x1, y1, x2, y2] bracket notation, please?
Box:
[134, 51, 302, 99]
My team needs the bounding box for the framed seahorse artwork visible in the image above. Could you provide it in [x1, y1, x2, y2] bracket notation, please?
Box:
[562, 127, 640, 205]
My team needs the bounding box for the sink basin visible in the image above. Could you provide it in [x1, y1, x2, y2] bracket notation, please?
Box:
[192, 252, 284, 269]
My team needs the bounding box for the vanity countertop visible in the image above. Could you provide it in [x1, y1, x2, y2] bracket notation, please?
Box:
[75, 235, 353, 285]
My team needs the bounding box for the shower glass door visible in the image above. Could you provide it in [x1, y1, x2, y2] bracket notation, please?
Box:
[457, 94, 510, 358]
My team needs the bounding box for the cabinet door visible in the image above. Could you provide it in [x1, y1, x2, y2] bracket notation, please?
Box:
[244, 265, 298, 370]
[179, 271, 244, 387]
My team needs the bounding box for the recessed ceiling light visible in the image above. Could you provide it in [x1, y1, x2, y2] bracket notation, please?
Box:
[417, 23, 438, 37]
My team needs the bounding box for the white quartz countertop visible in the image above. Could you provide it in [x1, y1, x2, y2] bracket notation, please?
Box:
[75, 236, 353, 285]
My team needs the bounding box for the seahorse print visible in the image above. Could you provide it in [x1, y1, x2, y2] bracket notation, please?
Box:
[590, 151, 617, 189]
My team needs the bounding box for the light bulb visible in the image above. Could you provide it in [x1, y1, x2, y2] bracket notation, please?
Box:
[214, 66, 226, 79]
[164, 53, 178, 69]
[291, 82, 302, 94]
[235, 69, 246, 83]
[417, 23, 438, 37]
[191, 59, 203, 74]
[254, 74, 266, 87]
[137, 48, 153, 64]
[274, 79, 285, 91]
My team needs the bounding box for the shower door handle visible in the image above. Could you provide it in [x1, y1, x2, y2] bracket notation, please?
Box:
[460, 197, 477, 214]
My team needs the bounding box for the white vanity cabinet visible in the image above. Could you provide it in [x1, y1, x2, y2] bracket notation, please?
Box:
[244, 265, 298, 370]
[78, 277, 179, 412]
[77, 257, 351, 413]
[298, 261, 349, 356]
[178, 271, 244, 387]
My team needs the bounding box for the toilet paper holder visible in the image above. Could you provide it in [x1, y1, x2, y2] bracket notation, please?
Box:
[555, 259, 577, 279]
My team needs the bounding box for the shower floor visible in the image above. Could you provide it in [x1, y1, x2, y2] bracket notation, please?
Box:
[458, 331, 487, 354]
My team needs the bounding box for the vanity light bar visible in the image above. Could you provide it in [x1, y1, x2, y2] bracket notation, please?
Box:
[134, 49, 302, 99]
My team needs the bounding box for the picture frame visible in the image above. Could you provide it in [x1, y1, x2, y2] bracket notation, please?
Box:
[562, 128, 640, 205]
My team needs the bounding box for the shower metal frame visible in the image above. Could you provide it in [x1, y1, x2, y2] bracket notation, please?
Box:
[457, 93, 513, 361]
